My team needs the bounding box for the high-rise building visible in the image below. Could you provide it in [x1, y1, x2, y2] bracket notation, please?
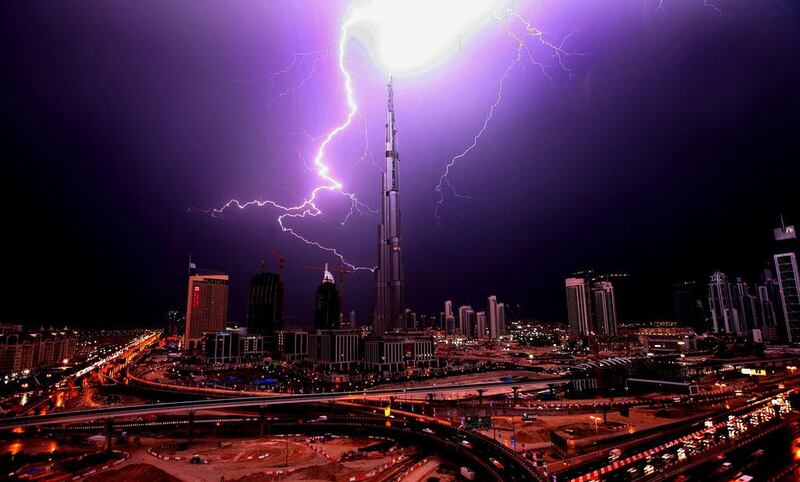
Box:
[565, 278, 591, 336]
[772, 218, 800, 342]
[775, 252, 800, 342]
[247, 268, 283, 335]
[731, 277, 757, 332]
[484, 296, 506, 339]
[314, 264, 341, 330]
[591, 281, 617, 336]
[672, 281, 707, 334]
[444, 300, 455, 335]
[756, 285, 778, 326]
[458, 305, 474, 337]
[708, 271, 735, 334]
[487, 296, 499, 338]
[184, 268, 229, 350]
[374, 77, 405, 336]
[476, 311, 487, 339]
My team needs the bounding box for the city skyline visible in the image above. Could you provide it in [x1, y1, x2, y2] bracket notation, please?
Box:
[1, 1, 799, 329]
[3, 3, 800, 482]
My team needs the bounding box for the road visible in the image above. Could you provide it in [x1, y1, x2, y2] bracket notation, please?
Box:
[557, 390, 793, 482]
[0, 378, 553, 429]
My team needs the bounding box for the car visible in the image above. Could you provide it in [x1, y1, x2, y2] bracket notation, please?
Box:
[460, 440, 473, 449]
[422, 428, 434, 434]
[489, 458, 504, 470]
[460, 467, 476, 480]
[752, 449, 765, 457]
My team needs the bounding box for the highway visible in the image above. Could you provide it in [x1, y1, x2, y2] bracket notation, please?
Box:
[0, 378, 550, 429]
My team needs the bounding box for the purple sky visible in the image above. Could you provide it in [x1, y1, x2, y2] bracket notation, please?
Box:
[1, 1, 799, 328]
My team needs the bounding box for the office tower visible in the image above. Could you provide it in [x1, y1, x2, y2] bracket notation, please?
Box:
[247, 268, 283, 335]
[404, 308, 418, 330]
[774, 252, 800, 342]
[772, 218, 800, 342]
[565, 278, 591, 336]
[708, 271, 736, 334]
[444, 300, 455, 335]
[184, 268, 229, 350]
[591, 281, 618, 336]
[314, 264, 341, 330]
[476, 311, 487, 339]
[756, 285, 777, 326]
[347, 310, 356, 329]
[672, 281, 707, 334]
[731, 277, 757, 332]
[374, 77, 405, 336]
[487, 296, 499, 338]
[458, 305, 474, 337]
[496, 302, 506, 337]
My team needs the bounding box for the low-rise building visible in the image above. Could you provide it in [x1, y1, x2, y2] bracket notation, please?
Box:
[637, 328, 697, 353]
[364, 331, 438, 374]
[276, 329, 308, 362]
[308, 329, 361, 372]
[0, 328, 78, 374]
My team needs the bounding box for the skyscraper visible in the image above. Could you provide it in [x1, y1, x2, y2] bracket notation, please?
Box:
[458, 305, 474, 337]
[247, 268, 283, 335]
[591, 281, 617, 336]
[774, 252, 800, 342]
[772, 218, 800, 342]
[444, 300, 455, 335]
[487, 296, 506, 339]
[496, 302, 506, 337]
[476, 311, 487, 339]
[184, 268, 229, 350]
[565, 278, 591, 336]
[708, 271, 735, 334]
[314, 264, 341, 330]
[673, 281, 707, 333]
[374, 77, 404, 336]
[731, 277, 757, 332]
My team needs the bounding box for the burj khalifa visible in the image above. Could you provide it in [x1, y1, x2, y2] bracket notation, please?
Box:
[373, 77, 404, 336]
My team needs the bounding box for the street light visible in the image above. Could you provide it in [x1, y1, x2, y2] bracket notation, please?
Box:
[590, 415, 601, 459]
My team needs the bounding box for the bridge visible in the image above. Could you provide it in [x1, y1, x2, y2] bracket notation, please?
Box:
[0, 378, 552, 429]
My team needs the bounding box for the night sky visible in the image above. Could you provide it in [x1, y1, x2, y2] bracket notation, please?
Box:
[1, 1, 799, 329]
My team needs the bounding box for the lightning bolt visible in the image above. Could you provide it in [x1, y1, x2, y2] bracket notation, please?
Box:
[433, 8, 582, 228]
[266, 50, 329, 112]
[190, 16, 376, 272]
[656, 0, 731, 17]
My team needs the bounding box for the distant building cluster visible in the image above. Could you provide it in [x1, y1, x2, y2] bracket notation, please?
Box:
[0, 324, 78, 375]
[565, 274, 619, 337]
[676, 220, 800, 343]
[438, 295, 507, 339]
[181, 258, 437, 375]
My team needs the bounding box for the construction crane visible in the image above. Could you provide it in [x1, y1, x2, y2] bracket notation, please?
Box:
[271, 250, 286, 280]
[304, 264, 354, 314]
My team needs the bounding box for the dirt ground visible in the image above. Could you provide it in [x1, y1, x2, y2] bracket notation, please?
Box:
[86, 463, 182, 482]
[480, 405, 714, 450]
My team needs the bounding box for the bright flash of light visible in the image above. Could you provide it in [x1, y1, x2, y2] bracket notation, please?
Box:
[190, 11, 376, 272]
[433, 8, 583, 226]
[346, 0, 506, 75]
[192, 0, 514, 269]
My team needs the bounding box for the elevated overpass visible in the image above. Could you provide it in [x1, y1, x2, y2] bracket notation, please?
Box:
[0, 378, 552, 429]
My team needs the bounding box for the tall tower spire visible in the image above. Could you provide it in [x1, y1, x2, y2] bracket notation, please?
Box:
[374, 75, 404, 336]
